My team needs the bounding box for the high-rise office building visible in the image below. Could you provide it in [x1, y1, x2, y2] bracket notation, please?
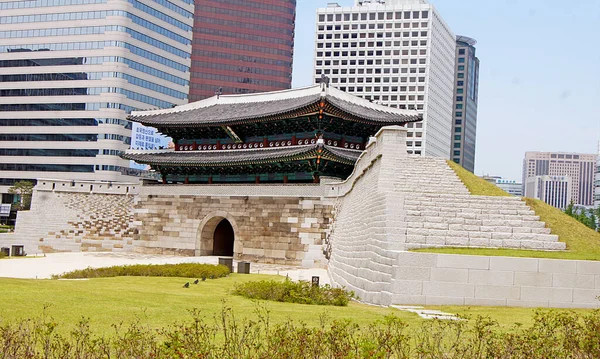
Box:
[0, 0, 193, 194]
[313, 0, 456, 157]
[522, 152, 596, 206]
[189, 0, 296, 102]
[451, 35, 479, 172]
[525, 175, 572, 209]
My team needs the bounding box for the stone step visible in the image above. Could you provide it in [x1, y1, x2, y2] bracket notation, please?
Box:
[404, 208, 536, 217]
[406, 239, 566, 251]
[405, 221, 552, 234]
[406, 228, 558, 241]
[404, 213, 543, 224]
[404, 202, 530, 210]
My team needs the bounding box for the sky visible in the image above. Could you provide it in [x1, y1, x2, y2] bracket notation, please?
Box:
[291, 0, 600, 181]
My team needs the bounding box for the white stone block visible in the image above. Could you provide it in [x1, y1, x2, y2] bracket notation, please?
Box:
[490, 257, 538, 272]
[572, 289, 600, 304]
[468, 269, 514, 286]
[391, 280, 423, 295]
[520, 286, 573, 303]
[425, 296, 465, 306]
[576, 261, 600, 275]
[422, 282, 474, 298]
[445, 237, 468, 246]
[552, 273, 595, 289]
[475, 285, 520, 300]
[430, 267, 468, 283]
[394, 266, 431, 281]
[514, 272, 552, 287]
[436, 254, 490, 269]
[396, 252, 437, 267]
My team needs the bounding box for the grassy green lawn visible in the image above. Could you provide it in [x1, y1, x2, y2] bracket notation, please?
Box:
[0, 275, 404, 334]
[417, 162, 600, 260]
[0, 275, 594, 335]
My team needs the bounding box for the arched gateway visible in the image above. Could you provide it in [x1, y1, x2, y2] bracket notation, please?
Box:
[212, 219, 234, 256]
[196, 212, 238, 256]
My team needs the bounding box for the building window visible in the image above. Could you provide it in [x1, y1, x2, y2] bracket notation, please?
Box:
[457, 73, 464, 78]
[456, 96, 463, 101]
[455, 119, 462, 124]
[455, 135, 461, 140]
[457, 81, 464, 86]
[455, 127, 462, 132]
[456, 104, 463, 109]
[458, 49, 465, 55]
[458, 65, 465, 71]
[458, 58, 465, 63]
[454, 143, 461, 148]
[454, 151, 461, 156]
[455, 112, 463, 117]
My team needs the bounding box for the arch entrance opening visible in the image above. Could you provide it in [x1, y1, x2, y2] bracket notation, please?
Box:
[212, 219, 234, 256]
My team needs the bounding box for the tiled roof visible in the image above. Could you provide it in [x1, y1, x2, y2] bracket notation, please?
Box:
[123, 144, 362, 167]
[129, 84, 421, 127]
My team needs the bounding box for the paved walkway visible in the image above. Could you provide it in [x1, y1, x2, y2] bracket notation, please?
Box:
[0, 252, 331, 284]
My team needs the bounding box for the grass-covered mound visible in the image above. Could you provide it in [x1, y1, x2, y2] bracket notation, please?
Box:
[53, 263, 230, 279]
[2, 306, 600, 358]
[233, 279, 355, 306]
[421, 162, 600, 260]
[447, 160, 510, 196]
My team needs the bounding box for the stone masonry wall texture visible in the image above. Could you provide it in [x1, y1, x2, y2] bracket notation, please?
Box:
[132, 195, 333, 266]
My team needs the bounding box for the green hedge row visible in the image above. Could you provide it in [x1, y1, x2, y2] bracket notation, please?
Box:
[53, 263, 230, 279]
[232, 279, 355, 306]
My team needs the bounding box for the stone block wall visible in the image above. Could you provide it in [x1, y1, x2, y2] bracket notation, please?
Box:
[392, 252, 600, 308]
[12, 186, 136, 254]
[132, 194, 334, 266]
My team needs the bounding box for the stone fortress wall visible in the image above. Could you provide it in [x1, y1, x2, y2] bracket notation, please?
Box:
[9, 180, 139, 254]
[4, 126, 598, 308]
[325, 126, 598, 308]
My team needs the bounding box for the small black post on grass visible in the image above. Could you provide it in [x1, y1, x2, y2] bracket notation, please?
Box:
[312, 276, 320, 287]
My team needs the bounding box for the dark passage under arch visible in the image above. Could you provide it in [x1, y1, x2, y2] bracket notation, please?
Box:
[213, 218, 234, 256]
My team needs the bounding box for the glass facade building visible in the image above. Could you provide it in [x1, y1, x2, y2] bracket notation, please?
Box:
[451, 35, 479, 172]
[189, 0, 296, 102]
[0, 0, 193, 192]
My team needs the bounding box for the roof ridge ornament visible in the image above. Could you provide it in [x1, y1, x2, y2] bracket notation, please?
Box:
[319, 74, 330, 93]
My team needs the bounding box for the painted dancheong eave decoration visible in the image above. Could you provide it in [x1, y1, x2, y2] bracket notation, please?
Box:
[124, 83, 421, 184]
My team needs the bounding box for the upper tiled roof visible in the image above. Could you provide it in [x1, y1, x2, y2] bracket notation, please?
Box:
[122, 144, 362, 167]
[129, 84, 421, 127]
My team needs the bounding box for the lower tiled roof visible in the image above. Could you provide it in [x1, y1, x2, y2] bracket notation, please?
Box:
[123, 144, 362, 167]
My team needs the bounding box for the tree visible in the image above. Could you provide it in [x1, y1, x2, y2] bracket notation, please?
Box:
[565, 201, 574, 217]
[8, 180, 34, 211]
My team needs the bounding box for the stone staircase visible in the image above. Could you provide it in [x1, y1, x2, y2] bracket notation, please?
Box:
[390, 156, 565, 251]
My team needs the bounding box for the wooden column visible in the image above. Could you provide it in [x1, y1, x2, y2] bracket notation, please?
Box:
[283, 175, 289, 183]
[184, 177, 189, 184]
[208, 176, 213, 184]
[255, 176, 260, 184]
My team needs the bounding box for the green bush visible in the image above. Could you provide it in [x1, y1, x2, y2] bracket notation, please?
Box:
[232, 278, 355, 306]
[2, 307, 600, 358]
[53, 263, 230, 279]
[0, 252, 5, 259]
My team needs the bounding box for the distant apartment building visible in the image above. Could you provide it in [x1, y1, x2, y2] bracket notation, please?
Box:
[314, 0, 456, 157]
[189, 0, 296, 102]
[522, 152, 596, 206]
[482, 175, 522, 196]
[0, 0, 193, 194]
[525, 175, 572, 209]
[496, 179, 522, 196]
[451, 35, 479, 172]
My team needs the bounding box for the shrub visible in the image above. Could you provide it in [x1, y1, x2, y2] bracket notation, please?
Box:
[2, 307, 600, 358]
[0, 252, 5, 259]
[52, 263, 230, 279]
[232, 278, 355, 306]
